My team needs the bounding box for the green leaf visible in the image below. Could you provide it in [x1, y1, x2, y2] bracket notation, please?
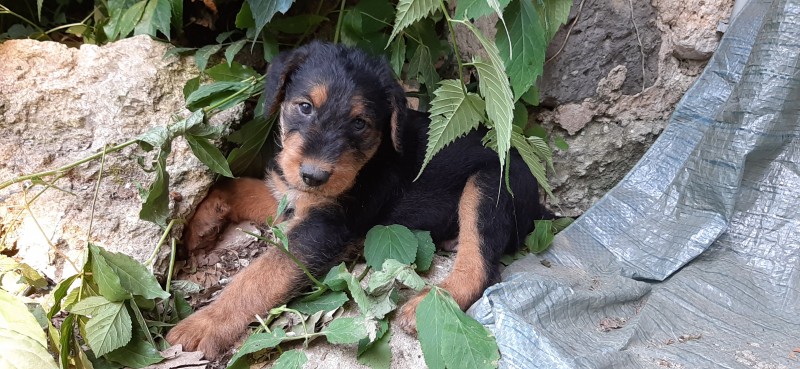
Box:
[497, 0, 546, 100]
[228, 328, 286, 365]
[116, 1, 147, 39]
[83, 300, 132, 357]
[0, 289, 49, 347]
[194, 44, 222, 72]
[463, 21, 514, 180]
[417, 288, 499, 369]
[227, 115, 274, 175]
[552, 217, 573, 233]
[525, 219, 554, 253]
[364, 225, 418, 270]
[182, 76, 200, 100]
[510, 132, 553, 198]
[49, 274, 78, 319]
[206, 62, 258, 82]
[225, 40, 247, 67]
[455, 0, 511, 20]
[322, 263, 349, 291]
[368, 259, 425, 295]
[524, 134, 554, 172]
[554, 135, 569, 151]
[235, 2, 255, 28]
[288, 291, 349, 315]
[357, 322, 391, 369]
[417, 79, 485, 178]
[185, 81, 252, 112]
[68, 296, 115, 317]
[134, 0, 171, 39]
[324, 317, 368, 344]
[91, 245, 170, 300]
[59, 314, 75, 369]
[163, 47, 195, 60]
[246, 0, 294, 38]
[105, 340, 164, 368]
[138, 149, 171, 226]
[170, 280, 202, 295]
[521, 84, 540, 106]
[272, 349, 307, 369]
[388, 0, 438, 43]
[185, 135, 234, 177]
[262, 33, 279, 62]
[534, 0, 573, 42]
[413, 230, 435, 272]
[174, 294, 193, 320]
[0, 318, 59, 369]
[89, 247, 130, 302]
[512, 102, 528, 129]
[408, 44, 439, 88]
[390, 36, 406, 76]
[170, 0, 183, 34]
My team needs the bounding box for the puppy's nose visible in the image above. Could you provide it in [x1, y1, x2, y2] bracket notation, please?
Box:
[300, 163, 331, 187]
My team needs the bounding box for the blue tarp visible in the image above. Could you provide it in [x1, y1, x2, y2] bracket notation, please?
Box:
[471, 0, 800, 367]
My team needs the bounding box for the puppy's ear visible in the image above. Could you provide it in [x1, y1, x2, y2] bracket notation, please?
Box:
[262, 48, 309, 117]
[388, 83, 408, 153]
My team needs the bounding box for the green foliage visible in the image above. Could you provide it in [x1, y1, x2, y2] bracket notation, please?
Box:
[364, 225, 419, 269]
[0, 289, 58, 369]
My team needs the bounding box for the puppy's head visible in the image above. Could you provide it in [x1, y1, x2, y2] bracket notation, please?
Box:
[263, 42, 407, 198]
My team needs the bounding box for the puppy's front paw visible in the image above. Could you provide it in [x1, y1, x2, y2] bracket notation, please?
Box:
[395, 291, 429, 335]
[166, 308, 239, 360]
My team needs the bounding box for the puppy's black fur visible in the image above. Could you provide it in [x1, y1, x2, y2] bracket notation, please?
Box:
[167, 41, 551, 359]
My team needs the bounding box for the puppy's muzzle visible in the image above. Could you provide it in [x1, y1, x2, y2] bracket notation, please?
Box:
[300, 163, 331, 187]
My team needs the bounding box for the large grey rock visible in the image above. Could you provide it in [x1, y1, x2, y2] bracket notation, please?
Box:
[0, 36, 241, 279]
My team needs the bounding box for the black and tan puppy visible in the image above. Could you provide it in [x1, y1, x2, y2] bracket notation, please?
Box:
[167, 41, 550, 358]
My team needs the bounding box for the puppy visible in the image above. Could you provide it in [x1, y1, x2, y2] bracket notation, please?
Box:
[166, 41, 550, 359]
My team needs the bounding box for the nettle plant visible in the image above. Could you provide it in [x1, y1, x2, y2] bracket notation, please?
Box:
[0, 1, 576, 369]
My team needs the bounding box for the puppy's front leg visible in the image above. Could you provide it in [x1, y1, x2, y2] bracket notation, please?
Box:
[165, 247, 302, 358]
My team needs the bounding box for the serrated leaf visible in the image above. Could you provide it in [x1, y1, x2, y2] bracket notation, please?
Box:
[388, 0, 438, 43]
[48, 274, 79, 319]
[0, 289, 49, 347]
[105, 339, 163, 368]
[390, 35, 406, 76]
[0, 330, 59, 369]
[246, 0, 294, 38]
[510, 131, 553, 198]
[413, 230, 435, 272]
[497, 0, 546, 100]
[185, 135, 234, 177]
[417, 288, 499, 369]
[194, 44, 221, 72]
[169, 280, 202, 295]
[512, 102, 528, 129]
[463, 21, 514, 180]
[368, 259, 424, 295]
[91, 245, 170, 300]
[364, 225, 418, 270]
[288, 291, 349, 315]
[228, 328, 286, 365]
[84, 300, 132, 357]
[417, 79, 485, 178]
[68, 296, 114, 317]
[59, 314, 75, 369]
[89, 247, 130, 302]
[268, 14, 327, 34]
[272, 349, 307, 369]
[206, 62, 258, 82]
[554, 135, 569, 151]
[552, 217, 573, 232]
[322, 263, 349, 292]
[235, 2, 255, 28]
[138, 149, 171, 226]
[534, 0, 573, 42]
[324, 317, 368, 344]
[225, 40, 247, 67]
[408, 44, 439, 88]
[526, 134, 554, 172]
[134, 0, 171, 39]
[455, 0, 511, 20]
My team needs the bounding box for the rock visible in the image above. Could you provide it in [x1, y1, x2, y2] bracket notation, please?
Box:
[0, 35, 242, 279]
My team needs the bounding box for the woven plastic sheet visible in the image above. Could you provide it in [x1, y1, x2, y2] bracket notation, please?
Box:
[470, 1, 800, 367]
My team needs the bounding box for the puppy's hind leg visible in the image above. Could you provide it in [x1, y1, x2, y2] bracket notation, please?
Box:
[397, 173, 515, 334]
[183, 177, 279, 251]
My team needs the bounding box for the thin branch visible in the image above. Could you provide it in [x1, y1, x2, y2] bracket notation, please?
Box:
[545, 0, 587, 65]
[627, 0, 647, 93]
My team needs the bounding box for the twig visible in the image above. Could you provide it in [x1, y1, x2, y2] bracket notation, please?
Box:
[627, 0, 647, 93]
[545, 0, 587, 65]
[146, 219, 183, 268]
[21, 187, 80, 272]
[86, 144, 107, 243]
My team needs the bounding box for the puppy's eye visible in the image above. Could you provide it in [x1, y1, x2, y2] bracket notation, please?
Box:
[353, 118, 366, 131]
[298, 102, 313, 115]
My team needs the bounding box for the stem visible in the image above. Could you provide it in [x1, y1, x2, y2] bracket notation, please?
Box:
[0, 5, 46, 36]
[165, 238, 177, 296]
[0, 139, 137, 191]
[21, 187, 80, 273]
[146, 219, 182, 268]
[356, 265, 371, 282]
[86, 144, 107, 243]
[333, 0, 347, 44]
[243, 230, 326, 289]
[439, 1, 467, 93]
